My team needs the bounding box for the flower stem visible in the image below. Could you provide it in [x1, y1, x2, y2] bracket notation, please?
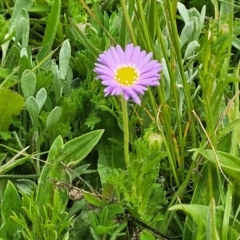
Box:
[121, 96, 130, 169]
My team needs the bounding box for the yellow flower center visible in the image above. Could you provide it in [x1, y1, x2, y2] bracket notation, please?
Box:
[115, 66, 139, 86]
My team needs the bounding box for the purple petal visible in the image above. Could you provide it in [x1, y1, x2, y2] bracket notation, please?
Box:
[104, 86, 115, 95]
[124, 44, 134, 64]
[95, 43, 162, 103]
[115, 45, 125, 64]
[123, 92, 130, 101]
[130, 46, 141, 64]
[111, 86, 123, 95]
[94, 68, 114, 78]
[139, 71, 160, 79]
[135, 50, 147, 66]
[110, 46, 122, 66]
[138, 77, 160, 83]
[94, 64, 112, 72]
[102, 80, 119, 86]
[97, 53, 116, 70]
[131, 87, 144, 94]
[137, 79, 160, 86]
[136, 52, 153, 70]
[122, 87, 141, 104]
[101, 50, 118, 69]
[132, 85, 147, 93]
[139, 60, 161, 74]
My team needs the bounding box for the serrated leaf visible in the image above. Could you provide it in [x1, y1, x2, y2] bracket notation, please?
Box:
[85, 115, 101, 130]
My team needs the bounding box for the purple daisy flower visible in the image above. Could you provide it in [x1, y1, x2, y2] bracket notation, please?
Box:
[94, 43, 162, 104]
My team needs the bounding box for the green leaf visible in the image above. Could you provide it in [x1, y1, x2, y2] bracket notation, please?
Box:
[206, 199, 220, 240]
[42, 0, 61, 53]
[97, 112, 124, 186]
[52, 64, 63, 101]
[232, 37, 240, 50]
[217, 119, 239, 142]
[184, 40, 200, 59]
[177, 2, 189, 23]
[25, 96, 39, 130]
[199, 149, 240, 183]
[180, 21, 194, 48]
[70, 20, 101, 56]
[182, 163, 222, 239]
[14, 10, 29, 47]
[36, 136, 65, 211]
[36, 130, 104, 212]
[146, 0, 156, 42]
[169, 204, 207, 238]
[222, 183, 233, 240]
[59, 39, 71, 79]
[62, 231, 69, 240]
[85, 115, 101, 130]
[10, 0, 33, 32]
[0, 88, 24, 131]
[46, 106, 62, 130]
[0, 181, 22, 238]
[59, 129, 104, 167]
[118, 10, 126, 47]
[96, 225, 118, 235]
[68, 164, 96, 182]
[21, 70, 36, 99]
[0, 155, 31, 175]
[83, 192, 103, 207]
[140, 230, 155, 240]
[0, 15, 9, 45]
[19, 48, 32, 75]
[35, 87, 47, 111]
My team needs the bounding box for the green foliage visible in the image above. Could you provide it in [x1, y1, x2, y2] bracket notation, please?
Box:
[0, 15, 9, 45]
[0, 181, 22, 240]
[0, 88, 24, 131]
[12, 191, 71, 240]
[68, 0, 88, 23]
[1, 0, 240, 239]
[88, 204, 127, 239]
[106, 136, 167, 228]
[36, 130, 104, 211]
[42, 0, 61, 54]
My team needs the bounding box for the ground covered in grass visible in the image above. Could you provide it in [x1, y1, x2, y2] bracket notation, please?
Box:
[0, 0, 240, 239]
